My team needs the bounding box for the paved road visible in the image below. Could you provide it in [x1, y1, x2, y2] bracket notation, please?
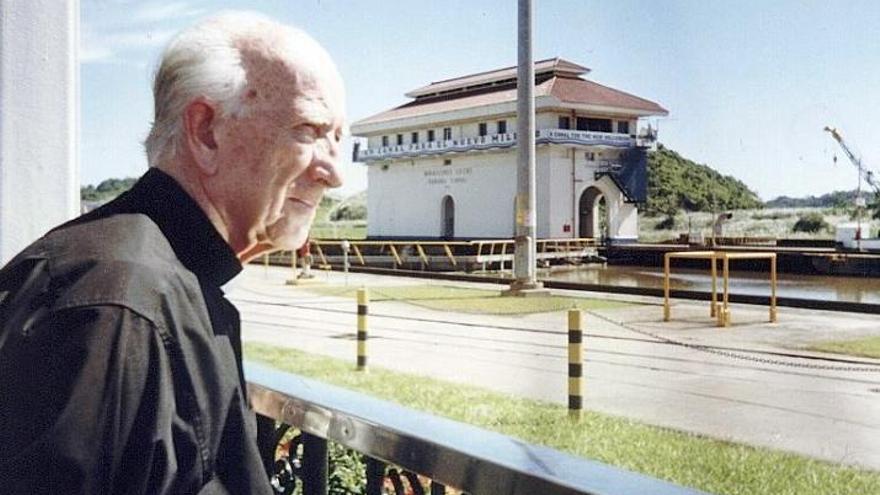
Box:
[230, 265, 880, 471]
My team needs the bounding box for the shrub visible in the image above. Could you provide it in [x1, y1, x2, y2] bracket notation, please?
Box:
[328, 443, 366, 495]
[792, 212, 829, 233]
[331, 204, 367, 221]
[655, 215, 676, 230]
[751, 211, 792, 221]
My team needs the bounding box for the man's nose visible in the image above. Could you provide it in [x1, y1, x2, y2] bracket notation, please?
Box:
[309, 139, 343, 188]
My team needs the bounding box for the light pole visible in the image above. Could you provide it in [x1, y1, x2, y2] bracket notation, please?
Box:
[506, 0, 547, 296]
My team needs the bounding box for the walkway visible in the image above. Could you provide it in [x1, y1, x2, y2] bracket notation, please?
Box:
[230, 265, 880, 471]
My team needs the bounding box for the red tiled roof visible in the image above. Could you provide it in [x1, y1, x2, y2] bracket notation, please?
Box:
[549, 77, 667, 115]
[354, 76, 667, 127]
[405, 57, 589, 98]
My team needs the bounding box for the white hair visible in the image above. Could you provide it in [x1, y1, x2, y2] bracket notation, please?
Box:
[144, 11, 337, 167]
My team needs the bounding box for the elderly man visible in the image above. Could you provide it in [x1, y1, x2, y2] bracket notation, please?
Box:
[0, 12, 343, 494]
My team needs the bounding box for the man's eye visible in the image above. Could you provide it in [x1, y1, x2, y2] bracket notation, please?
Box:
[295, 125, 320, 142]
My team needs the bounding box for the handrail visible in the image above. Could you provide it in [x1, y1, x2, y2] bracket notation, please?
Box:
[246, 362, 710, 495]
[265, 238, 600, 273]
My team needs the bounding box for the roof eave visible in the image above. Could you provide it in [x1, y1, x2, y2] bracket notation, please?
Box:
[352, 96, 667, 136]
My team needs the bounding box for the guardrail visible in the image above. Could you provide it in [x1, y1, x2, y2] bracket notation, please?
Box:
[246, 362, 710, 495]
[296, 238, 599, 271]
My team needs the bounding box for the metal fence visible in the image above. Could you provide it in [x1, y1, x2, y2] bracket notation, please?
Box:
[246, 362, 711, 495]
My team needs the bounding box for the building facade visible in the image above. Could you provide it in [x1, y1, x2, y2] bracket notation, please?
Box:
[351, 58, 667, 243]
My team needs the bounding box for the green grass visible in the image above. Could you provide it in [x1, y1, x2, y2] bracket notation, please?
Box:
[245, 343, 880, 495]
[309, 221, 367, 240]
[305, 284, 634, 314]
[807, 336, 880, 359]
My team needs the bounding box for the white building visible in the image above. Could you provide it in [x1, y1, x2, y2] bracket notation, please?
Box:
[351, 58, 667, 243]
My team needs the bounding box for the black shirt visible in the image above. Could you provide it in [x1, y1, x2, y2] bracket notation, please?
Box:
[0, 169, 272, 494]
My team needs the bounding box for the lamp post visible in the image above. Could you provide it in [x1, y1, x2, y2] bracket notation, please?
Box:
[506, 0, 546, 296]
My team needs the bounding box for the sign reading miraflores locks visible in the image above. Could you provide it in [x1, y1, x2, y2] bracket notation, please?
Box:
[425, 167, 472, 186]
[351, 57, 667, 242]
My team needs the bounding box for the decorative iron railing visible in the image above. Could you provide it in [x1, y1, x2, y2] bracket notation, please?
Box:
[246, 362, 710, 495]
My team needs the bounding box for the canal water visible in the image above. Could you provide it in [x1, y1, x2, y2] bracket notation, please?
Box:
[543, 265, 880, 304]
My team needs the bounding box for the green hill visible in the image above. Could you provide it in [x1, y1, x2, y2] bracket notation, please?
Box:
[766, 190, 862, 209]
[81, 177, 138, 203]
[645, 144, 762, 216]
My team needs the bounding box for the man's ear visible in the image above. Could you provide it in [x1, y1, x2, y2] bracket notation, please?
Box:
[182, 99, 220, 175]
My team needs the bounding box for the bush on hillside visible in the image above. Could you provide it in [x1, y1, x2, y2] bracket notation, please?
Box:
[751, 211, 793, 221]
[330, 203, 367, 221]
[792, 212, 829, 233]
[655, 215, 676, 230]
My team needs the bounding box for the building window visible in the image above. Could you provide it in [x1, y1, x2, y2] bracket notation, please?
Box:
[381, 135, 388, 147]
[497, 120, 507, 134]
[558, 116, 571, 129]
[443, 127, 452, 140]
[577, 117, 612, 133]
[396, 134, 403, 145]
[443, 159, 452, 166]
[617, 121, 630, 134]
[411, 131, 419, 143]
[428, 129, 435, 142]
[478, 122, 488, 136]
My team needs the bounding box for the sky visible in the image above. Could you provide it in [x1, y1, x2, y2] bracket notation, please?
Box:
[81, 0, 880, 200]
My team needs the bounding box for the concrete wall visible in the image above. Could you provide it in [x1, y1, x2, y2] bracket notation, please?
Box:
[545, 147, 575, 238]
[366, 143, 638, 241]
[368, 151, 518, 238]
[0, 1, 79, 264]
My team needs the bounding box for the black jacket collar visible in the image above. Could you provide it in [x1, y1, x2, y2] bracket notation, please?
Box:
[96, 168, 242, 287]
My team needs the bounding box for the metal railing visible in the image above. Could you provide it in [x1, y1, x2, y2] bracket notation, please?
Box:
[246, 362, 710, 495]
[296, 238, 599, 271]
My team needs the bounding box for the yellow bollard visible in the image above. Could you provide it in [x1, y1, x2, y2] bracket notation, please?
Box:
[663, 254, 671, 321]
[357, 288, 368, 371]
[710, 255, 717, 318]
[568, 309, 584, 419]
[770, 255, 778, 323]
[722, 256, 731, 328]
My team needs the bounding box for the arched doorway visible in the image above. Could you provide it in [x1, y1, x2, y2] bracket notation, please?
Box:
[578, 187, 608, 239]
[441, 195, 455, 238]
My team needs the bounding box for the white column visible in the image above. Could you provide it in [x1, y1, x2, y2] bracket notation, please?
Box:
[0, 0, 80, 264]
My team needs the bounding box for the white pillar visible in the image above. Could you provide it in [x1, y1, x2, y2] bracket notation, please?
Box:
[0, 0, 80, 264]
